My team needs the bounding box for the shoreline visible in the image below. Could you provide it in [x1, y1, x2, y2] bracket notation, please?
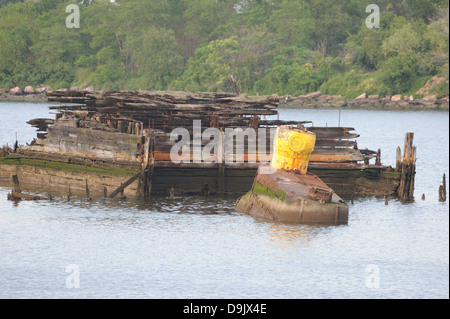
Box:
[278, 102, 450, 111]
[279, 91, 449, 111]
[1, 91, 448, 111]
[0, 93, 48, 103]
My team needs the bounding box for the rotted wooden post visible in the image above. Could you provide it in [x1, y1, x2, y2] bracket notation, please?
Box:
[398, 133, 416, 202]
[12, 174, 21, 193]
[85, 178, 90, 198]
[396, 147, 402, 172]
[375, 149, 381, 166]
[439, 173, 447, 202]
[217, 131, 226, 193]
[138, 131, 154, 198]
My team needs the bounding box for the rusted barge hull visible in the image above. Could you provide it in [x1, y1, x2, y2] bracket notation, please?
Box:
[1, 153, 400, 199]
[1, 89, 408, 200]
[150, 164, 400, 199]
[15, 131, 399, 199]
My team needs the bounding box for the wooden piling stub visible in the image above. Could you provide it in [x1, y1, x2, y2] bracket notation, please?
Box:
[85, 178, 90, 198]
[398, 133, 416, 202]
[12, 174, 21, 193]
[141, 132, 155, 198]
[376, 149, 381, 166]
[439, 173, 447, 202]
[396, 146, 402, 172]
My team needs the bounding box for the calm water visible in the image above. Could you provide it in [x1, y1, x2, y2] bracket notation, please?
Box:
[0, 102, 448, 299]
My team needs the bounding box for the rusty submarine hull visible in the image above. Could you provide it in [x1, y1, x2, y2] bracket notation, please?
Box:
[235, 126, 349, 224]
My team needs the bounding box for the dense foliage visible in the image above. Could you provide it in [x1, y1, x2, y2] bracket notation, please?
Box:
[0, 0, 448, 98]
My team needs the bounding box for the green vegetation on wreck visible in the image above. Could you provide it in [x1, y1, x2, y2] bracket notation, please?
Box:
[0, 0, 448, 98]
[251, 182, 287, 201]
[0, 156, 139, 176]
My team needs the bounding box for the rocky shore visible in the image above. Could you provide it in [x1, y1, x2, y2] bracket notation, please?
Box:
[1, 85, 448, 111]
[0, 85, 50, 103]
[281, 91, 449, 111]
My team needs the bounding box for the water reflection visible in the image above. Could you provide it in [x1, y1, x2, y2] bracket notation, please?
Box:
[258, 219, 337, 250]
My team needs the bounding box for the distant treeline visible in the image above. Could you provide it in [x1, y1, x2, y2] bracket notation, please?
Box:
[0, 0, 448, 98]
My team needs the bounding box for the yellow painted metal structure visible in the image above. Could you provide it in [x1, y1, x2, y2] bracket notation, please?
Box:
[270, 126, 316, 174]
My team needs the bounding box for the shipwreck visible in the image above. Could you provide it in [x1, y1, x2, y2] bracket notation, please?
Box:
[0, 89, 415, 203]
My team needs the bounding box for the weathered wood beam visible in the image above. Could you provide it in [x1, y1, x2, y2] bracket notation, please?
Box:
[108, 171, 142, 198]
[398, 132, 416, 202]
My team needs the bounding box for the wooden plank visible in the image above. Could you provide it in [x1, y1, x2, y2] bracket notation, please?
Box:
[108, 171, 142, 198]
[7, 192, 45, 201]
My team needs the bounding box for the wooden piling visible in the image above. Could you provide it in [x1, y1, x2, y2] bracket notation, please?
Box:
[439, 173, 447, 202]
[443, 173, 447, 202]
[141, 132, 155, 198]
[217, 131, 226, 193]
[376, 149, 381, 166]
[398, 133, 416, 202]
[396, 146, 402, 172]
[12, 174, 21, 193]
[85, 178, 90, 198]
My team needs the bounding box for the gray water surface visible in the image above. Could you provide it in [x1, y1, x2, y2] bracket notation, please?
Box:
[0, 102, 448, 299]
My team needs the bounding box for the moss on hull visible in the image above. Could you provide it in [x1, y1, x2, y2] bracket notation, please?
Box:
[0, 156, 141, 198]
[252, 182, 287, 201]
[0, 156, 139, 176]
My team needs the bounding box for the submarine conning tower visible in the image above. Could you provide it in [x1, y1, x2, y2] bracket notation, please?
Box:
[235, 126, 349, 224]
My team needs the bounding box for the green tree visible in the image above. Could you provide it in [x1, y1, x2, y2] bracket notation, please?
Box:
[377, 21, 431, 94]
[31, 2, 90, 88]
[126, 27, 185, 90]
[0, 0, 448, 96]
[269, 0, 363, 56]
[426, 6, 449, 77]
[182, 0, 239, 43]
[0, 2, 37, 87]
[254, 46, 314, 95]
[0, 0, 22, 8]
[171, 37, 240, 92]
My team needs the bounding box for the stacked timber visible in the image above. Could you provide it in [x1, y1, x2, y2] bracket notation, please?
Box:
[47, 90, 279, 133]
